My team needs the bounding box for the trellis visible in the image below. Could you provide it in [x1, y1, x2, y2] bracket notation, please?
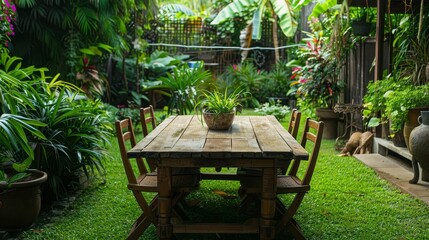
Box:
[144, 18, 289, 75]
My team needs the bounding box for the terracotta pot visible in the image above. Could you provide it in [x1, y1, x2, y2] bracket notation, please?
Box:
[315, 108, 342, 139]
[0, 169, 47, 231]
[203, 111, 235, 130]
[409, 111, 429, 182]
[392, 129, 407, 147]
[404, 107, 429, 150]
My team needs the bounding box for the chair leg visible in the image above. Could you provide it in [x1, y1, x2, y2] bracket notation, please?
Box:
[127, 213, 152, 240]
[286, 218, 306, 240]
[276, 193, 306, 237]
[134, 192, 158, 225]
[127, 197, 158, 240]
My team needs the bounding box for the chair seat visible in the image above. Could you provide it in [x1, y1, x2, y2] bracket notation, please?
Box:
[239, 175, 310, 194]
[129, 173, 199, 192]
[276, 176, 310, 193]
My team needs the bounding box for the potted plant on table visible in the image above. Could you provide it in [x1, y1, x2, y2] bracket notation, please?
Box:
[197, 88, 243, 130]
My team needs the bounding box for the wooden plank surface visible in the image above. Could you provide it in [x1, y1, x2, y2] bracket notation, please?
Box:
[145, 115, 193, 153]
[131, 115, 306, 161]
[128, 115, 176, 158]
[266, 115, 309, 160]
[249, 116, 293, 157]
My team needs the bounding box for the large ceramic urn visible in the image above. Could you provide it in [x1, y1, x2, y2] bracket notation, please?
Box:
[409, 111, 429, 183]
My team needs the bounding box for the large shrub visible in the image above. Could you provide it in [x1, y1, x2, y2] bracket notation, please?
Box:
[0, 50, 112, 201]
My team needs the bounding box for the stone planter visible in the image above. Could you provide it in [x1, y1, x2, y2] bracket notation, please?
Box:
[315, 108, 342, 139]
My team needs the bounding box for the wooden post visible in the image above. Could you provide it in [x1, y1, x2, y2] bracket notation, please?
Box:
[374, 0, 386, 81]
[374, 0, 386, 138]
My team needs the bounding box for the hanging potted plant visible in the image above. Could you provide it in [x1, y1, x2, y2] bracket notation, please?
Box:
[350, 7, 374, 36]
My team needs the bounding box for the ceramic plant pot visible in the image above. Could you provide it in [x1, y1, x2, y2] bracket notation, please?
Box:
[409, 111, 429, 183]
[0, 169, 48, 231]
[203, 110, 235, 130]
[404, 107, 429, 150]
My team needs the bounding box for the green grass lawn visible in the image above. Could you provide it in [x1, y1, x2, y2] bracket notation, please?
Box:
[20, 111, 429, 240]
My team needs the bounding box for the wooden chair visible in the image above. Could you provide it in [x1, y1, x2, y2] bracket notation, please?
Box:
[288, 109, 302, 139]
[239, 118, 324, 239]
[280, 109, 302, 175]
[140, 106, 157, 171]
[115, 117, 198, 240]
[140, 105, 156, 137]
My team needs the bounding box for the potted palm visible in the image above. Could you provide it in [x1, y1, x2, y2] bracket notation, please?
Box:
[198, 88, 243, 130]
[0, 57, 48, 231]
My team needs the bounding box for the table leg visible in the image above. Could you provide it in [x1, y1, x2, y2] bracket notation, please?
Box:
[260, 167, 276, 240]
[157, 166, 173, 240]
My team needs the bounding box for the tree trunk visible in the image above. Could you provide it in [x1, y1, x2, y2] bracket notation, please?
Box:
[272, 14, 280, 62]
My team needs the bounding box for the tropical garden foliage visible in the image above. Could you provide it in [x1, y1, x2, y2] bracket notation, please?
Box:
[1, 0, 429, 238]
[0, 48, 112, 201]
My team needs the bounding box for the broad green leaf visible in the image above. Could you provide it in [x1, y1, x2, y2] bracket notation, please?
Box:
[308, 0, 338, 20]
[80, 48, 96, 55]
[211, 0, 260, 25]
[294, 0, 313, 8]
[271, 0, 297, 37]
[7, 172, 30, 184]
[12, 156, 34, 173]
[251, 5, 265, 40]
[368, 117, 381, 127]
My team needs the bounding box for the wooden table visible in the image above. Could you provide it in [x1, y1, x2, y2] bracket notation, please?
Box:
[128, 115, 308, 239]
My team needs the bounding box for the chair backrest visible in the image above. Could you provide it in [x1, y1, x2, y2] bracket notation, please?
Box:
[115, 117, 150, 185]
[287, 109, 301, 139]
[288, 118, 324, 185]
[140, 105, 156, 137]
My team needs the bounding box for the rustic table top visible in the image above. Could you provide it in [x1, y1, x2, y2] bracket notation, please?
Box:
[128, 115, 308, 162]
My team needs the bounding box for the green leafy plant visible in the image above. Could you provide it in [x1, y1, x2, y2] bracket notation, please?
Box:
[254, 99, 290, 121]
[158, 64, 212, 115]
[260, 61, 292, 99]
[142, 50, 189, 81]
[1, 49, 112, 200]
[290, 17, 344, 110]
[0, 51, 47, 184]
[199, 88, 244, 114]
[350, 7, 374, 24]
[24, 84, 112, 201]
[385, 84, 429, 133]
[217, 62, 263, 108]
[362, 75, 404, 128]
[75, 43, 113, 99]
